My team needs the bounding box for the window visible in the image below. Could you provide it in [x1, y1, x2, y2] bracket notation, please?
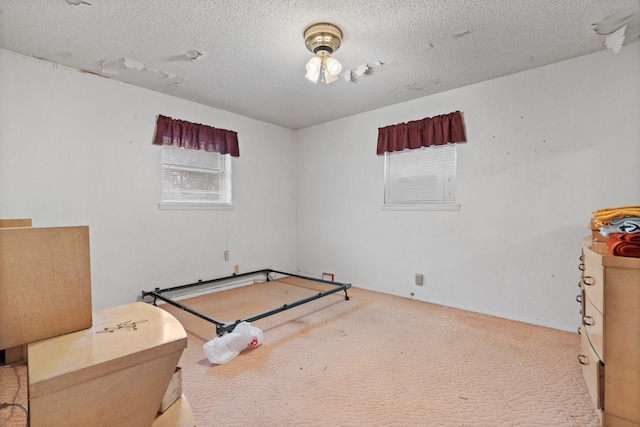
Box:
[161, 145, 231, 206]
[383, 143, 459, 210]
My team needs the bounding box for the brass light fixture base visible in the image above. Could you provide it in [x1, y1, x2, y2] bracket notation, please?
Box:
[304, 23, 342, 55]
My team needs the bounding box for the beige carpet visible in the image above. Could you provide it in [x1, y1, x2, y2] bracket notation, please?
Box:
[158, 277, 600, 427]
[0, 277, 600, 426]
[0, 361, 27, 427]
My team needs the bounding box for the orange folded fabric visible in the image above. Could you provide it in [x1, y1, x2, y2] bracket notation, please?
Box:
[606, 233, 640, 258]
[593, 205, 640, 228]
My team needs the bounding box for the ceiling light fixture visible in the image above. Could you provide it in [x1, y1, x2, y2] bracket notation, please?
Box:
[304, 23, 342, 84]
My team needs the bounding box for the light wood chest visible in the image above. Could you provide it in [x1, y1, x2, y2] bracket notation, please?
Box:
[578, 237, 640, 426]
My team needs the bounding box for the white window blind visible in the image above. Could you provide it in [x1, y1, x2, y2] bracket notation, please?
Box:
[161, 145, 231, 205]
[384, 144, 457, 205]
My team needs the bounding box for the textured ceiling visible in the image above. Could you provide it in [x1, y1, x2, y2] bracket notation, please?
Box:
[0, 0, 638, 129]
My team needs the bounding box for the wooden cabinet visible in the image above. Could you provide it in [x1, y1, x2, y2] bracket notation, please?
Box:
[578, 237, 640, 426]
[28, 302, 188, 427]
[0, 225, 93, 351]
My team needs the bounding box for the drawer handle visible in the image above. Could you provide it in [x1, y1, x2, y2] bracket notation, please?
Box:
[578, 263, 585, 271]
[576, 294, 583, 303]
[582, 316, 594, 326]
[578, 354, 588, 365]
[583, 276, 595, 286]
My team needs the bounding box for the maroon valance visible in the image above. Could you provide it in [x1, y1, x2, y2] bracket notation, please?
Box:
[376, 111, 466, 155]
[153, 115, 240, 157]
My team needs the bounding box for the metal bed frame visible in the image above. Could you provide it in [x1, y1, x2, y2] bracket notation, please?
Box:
[141, 268, 351, 336]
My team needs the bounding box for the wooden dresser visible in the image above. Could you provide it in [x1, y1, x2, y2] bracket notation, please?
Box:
[578, 237, 640, 426]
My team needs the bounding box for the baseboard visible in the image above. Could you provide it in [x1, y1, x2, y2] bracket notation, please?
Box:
[352, 283, 578, 333]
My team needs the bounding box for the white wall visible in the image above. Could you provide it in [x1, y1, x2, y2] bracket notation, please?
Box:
[0, 49, 298, 310]
[295, 42, 640, 331]
[2, 43, 638, 330]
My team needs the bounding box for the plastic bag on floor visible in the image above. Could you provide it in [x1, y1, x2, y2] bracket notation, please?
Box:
[203, 321, 264, 364]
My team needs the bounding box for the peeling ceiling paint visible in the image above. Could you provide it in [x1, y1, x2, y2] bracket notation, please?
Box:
[100, 58, 182, 91]
[343, 61, 389, 83]
[605, 25, 627, 52]
[593, 9, 638, 34]
[184, 50, 202, 61]
[164, 51, 204, 62]
[404, 79, 442, 91]
[0, 0, 638, 129]
[593, 9, 640, 49]
[65, 0, 91, 6]
[429, 30, 472, 48]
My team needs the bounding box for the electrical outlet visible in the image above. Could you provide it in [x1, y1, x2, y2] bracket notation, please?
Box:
[234, 264, 239, 274]
[224, 250, 229, 261]
[415, 273, 424, 286]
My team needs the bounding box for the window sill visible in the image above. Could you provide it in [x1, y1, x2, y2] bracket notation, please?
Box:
[381, 203, 460, 211]
[158, 202, 235, 211]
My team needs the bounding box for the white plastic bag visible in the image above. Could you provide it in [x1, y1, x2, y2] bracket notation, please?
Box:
[203, 321, 264, 364]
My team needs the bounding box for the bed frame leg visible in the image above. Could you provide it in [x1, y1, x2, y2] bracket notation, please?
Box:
[151, 288, 161, 306]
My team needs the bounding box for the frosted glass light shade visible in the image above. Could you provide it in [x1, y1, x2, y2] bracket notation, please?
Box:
[324, 57, 342, 76]
[305, 55, 341, 84]
[305, 56, 322, 82]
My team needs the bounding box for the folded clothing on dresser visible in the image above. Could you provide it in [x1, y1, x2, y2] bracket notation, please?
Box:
[606, 233, 640, 258]
[599, 215, 640, 236]
[592, 205, 640, 228]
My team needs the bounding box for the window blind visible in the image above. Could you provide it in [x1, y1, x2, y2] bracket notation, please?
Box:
[161, 145, 231, 204]
[384, 144, 456, 205]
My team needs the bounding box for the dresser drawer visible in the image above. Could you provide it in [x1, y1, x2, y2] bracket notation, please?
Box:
[582, 298, 604, 361]
[582, 251, 605, 315]
[579, 330, 603, 411]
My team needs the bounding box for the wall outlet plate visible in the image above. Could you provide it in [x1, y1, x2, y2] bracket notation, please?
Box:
[415, 273, 424, 286]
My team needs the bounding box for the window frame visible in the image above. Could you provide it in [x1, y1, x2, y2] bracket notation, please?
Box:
[381, 143, 460, 211]
[158, 145, 234, 211]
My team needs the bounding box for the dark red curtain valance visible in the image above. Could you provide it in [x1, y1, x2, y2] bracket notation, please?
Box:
[376, 110, 466, 155]
[153, 115, 240, 157]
